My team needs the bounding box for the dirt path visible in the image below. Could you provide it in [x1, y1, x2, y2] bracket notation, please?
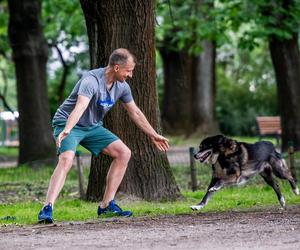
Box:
[1, 206, 300, 250]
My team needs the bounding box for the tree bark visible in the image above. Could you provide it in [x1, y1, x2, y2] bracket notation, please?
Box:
[159, 40, 218, 136]
[53, 44, 69, 105]
[191, 40, 218, 135]
[8, 0, 56, 164]
[159, 46, 193, 134]
[269, 34, 300, 151]
[80, 0, 181, 201]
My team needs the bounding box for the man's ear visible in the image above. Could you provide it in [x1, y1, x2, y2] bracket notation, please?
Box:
[114, 65, 120, 72]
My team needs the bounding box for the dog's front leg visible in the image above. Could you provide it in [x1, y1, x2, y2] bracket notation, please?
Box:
[191, 178, 221, 211]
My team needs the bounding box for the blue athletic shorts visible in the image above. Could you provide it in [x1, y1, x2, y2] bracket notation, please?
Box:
[52, 120, 119, 156]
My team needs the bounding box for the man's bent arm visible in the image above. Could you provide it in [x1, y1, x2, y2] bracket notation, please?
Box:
[64, 95, 90, 131]
[56, 95, 90, 147]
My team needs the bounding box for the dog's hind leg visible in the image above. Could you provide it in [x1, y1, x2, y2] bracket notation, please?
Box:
[191, 178, 220, 210]
[260, 165, 286, 208]
[269, 156, 299, 195]
[208, 180, 225, 192]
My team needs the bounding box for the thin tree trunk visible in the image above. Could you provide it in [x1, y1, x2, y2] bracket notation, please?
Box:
[8, 0, 56, 164]
[160, 40, 218, 136]
[80, 0, 181, 201]
[191, 40, 218, 135]
[269, 34, 300, 151]
[160, 46, 193, 134]
[53, 44, 69, 105]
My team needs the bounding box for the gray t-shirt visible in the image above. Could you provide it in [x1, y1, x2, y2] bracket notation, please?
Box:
[53, 67, 133, 126]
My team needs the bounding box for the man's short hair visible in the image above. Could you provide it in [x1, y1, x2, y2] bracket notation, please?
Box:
[108, 48, 136, 66]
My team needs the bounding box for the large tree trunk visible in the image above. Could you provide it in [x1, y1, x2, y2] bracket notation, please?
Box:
[269, 34, 300, 151]
[80, 0, 181, 201]
[159, 46, 193, 134]
[191, 40, 218, 135]
[8, 0, 56, 164]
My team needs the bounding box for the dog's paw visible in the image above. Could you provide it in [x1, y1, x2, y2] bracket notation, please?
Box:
[190, 204, 204, 210]
[293, 187, 299, 195]
[280, 197, 286, 208]
[237, 176, 248, 185]
[209, 186, 220, 192]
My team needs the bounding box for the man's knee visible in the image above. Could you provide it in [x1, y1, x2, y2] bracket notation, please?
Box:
[57, 151, 75, 171]
[103, 140, 131, 162]
[116, 146, 131, 162]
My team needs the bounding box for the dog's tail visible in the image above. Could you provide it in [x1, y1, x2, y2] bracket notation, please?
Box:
[274, 150, 282, 159]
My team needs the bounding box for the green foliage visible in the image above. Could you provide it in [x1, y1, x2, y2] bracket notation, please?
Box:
[156, 50, 164, 109]
[0, 1, 10, 55]
[0, 59, 17, 110]
[48, 66, 86, 117]
[42, 0, 87, 49]
[155, 0, 289, 136]
[0, 1, 17, 111]
[0, 0, 89, 114]
[217, 0, 300, 49]
[156, 0, 300, 53]
[42, 0, 89, 115]
[216, 41, 277, 135]
[156, 0, 226, 54]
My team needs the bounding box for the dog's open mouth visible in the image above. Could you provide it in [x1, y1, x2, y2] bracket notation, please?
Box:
[195, 149, 212, 163]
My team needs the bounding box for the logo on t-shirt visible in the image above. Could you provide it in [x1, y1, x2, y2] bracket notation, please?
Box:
[97, 98, 115, 108]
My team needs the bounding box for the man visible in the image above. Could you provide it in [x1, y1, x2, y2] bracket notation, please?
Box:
[38, 48, 169, 223]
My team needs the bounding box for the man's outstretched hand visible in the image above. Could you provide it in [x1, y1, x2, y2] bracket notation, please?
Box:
[150, 134, 169, 152]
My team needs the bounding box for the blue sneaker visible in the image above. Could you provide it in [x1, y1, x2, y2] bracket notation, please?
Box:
[98, 200, 132, 217]
[38, 204, 54, 224]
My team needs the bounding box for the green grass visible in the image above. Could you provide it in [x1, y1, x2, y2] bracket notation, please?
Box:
[1, 162, 300, 225]
[0, 145, 90, 158]
[0, 146, 18, 157]
[0, 136, 299, 225]
[1, 183, 300, 225]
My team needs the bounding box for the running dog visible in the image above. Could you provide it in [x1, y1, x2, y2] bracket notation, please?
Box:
[191, 135, 299, 210]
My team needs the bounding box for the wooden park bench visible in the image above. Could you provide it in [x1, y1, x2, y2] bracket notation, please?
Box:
[256, 116, 281, 146]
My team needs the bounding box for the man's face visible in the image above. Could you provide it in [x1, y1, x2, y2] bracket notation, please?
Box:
[114, 57, 135, 82]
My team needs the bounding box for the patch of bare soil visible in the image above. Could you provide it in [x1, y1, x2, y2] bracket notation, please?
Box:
[1, 206, 300, 250]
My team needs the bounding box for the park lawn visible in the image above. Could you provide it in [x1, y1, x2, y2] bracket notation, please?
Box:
[0, 145, 90, 158]
[1, 165, 300, 225]
[0, 136, 299, 225]
[0, 146, 18, 157]
[1, 184, 300, 225]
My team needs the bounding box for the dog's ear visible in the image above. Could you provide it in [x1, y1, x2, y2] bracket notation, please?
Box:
[216, 134, 226, 144]
[223, 138, 238, 152]
[215, 135, 227, 152]
[228, 139, 238, 150]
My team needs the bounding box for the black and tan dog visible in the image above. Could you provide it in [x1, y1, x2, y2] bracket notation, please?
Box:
[191, 135, 299, 210]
